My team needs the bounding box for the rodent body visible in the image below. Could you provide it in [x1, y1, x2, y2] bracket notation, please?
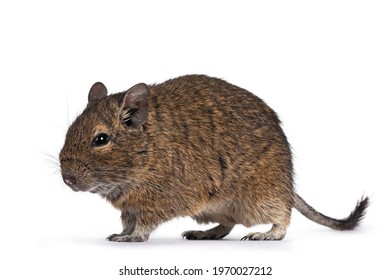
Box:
[60, 75, 368, 242]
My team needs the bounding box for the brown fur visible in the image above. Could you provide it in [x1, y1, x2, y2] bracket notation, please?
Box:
[60, 74, 368, 242]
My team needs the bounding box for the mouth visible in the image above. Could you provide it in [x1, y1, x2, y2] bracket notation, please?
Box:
[67, 184, 90, 192]
[61, 173, 116, 197]
[88, 184, 121, 199]
[62, 175, 91, 192]
[87, 184, 110, 195]
[89, 187, 100, 194]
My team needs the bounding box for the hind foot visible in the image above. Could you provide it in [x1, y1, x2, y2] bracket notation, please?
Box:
[182, 224, 234, 240]
[241, 225, 286, 241]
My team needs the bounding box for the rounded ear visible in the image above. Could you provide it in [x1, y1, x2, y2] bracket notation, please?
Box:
[88, 82, 108, 103]
[120, 83, 150, 130]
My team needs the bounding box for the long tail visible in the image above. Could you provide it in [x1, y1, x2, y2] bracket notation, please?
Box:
[293, 192, 369, 230]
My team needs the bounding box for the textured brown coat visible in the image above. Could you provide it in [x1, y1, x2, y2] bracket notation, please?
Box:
[60, 75, 368, 242]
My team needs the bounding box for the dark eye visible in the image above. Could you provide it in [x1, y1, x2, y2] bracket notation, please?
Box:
[92, 133, 110, 147]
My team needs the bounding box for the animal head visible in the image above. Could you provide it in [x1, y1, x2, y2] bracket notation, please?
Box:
[59, 82, 150, 197]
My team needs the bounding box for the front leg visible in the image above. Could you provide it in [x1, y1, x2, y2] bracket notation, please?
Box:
[107, 210, 140, 242]
[106, 210, 156, 242]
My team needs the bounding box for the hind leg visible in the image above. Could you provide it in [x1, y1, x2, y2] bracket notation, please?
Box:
[241, 224, 287, 241]
[182, 224, 234, 240]
[241, 208, 291, 241]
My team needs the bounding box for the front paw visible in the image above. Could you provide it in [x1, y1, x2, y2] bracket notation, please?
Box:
[106, 233, 146, 242]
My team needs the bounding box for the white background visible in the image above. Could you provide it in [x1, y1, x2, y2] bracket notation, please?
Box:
[1, 0, 389, 279]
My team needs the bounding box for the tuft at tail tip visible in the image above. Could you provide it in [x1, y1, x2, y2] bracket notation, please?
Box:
[340, 196, 369, 230]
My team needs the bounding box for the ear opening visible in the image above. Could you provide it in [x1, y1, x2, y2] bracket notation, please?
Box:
[88, 82, 108, 103]
[120, 83, 150, 130]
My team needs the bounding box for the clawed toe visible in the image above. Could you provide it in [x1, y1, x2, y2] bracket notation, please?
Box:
[183, 225, 233, 240]
[182, 230, 206, 240]
[241, 232, 270, 241]
[241, 231, 285, 241]
[106, 233, 146, 242]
